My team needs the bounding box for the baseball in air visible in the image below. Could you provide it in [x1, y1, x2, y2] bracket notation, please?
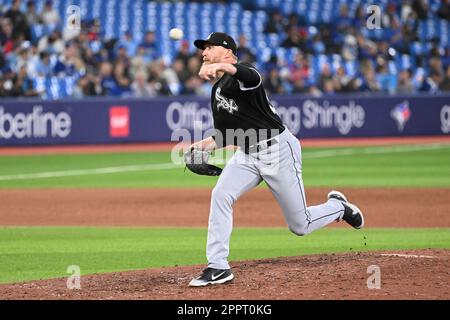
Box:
[169, 28, 184, 40]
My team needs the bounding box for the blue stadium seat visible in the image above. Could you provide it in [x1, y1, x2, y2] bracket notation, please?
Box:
[410, 42, 432, 56]
[330, 54, 343, 73]
[33, 77, 47, 98]
[395, 54, 416, 72]
[61, 77, 76, 97]
[46, 77, 61, 100]
[344, 60, 358, 77]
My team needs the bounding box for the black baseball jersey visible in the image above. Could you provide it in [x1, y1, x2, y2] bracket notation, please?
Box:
[210, 62, 285, 148]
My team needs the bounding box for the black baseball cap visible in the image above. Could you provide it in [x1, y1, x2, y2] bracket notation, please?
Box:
[194, 32, 237, 54]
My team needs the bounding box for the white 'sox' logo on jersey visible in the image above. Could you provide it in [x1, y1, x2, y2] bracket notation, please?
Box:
[215, 87, 238, 114]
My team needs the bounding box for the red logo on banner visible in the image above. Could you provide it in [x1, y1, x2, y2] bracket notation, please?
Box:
[109, 106, 130, 137]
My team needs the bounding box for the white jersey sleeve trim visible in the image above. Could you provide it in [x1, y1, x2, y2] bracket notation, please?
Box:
[237, 67, 262, 91]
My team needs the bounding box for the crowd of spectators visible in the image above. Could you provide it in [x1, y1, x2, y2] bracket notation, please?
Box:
[260, 0, 450, 96]
[0, 0, 449, 99]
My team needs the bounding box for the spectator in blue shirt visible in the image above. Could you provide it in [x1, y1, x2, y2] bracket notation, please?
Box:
[140, 30, 158, 61]
[115, 30, 137, 57]
[236, 34, 256, 64]
[352, 5, 366, 29]
[53, 41, 85, 77]
[264, 10, 287, 34]
[357, 62, 381, 92]
[334, 4, 353, 33]
[35, 51, 53, 77]
[99, 61, 121, 96]
[375, 61, 397, 94]
[310, 34, 325, 54]
[419, 71, 442, 93]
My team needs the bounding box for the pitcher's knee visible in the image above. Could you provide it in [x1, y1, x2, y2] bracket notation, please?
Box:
[288, 222, 310, 236]
[211, 186, 235, 206]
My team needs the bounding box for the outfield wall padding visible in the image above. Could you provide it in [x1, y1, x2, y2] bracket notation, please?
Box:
[0, 95, 449, 145]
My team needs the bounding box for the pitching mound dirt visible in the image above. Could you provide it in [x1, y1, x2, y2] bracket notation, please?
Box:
[0, 249, 448, 300]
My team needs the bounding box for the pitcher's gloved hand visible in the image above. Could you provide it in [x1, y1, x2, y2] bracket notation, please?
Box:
[184, 147, 222, 176]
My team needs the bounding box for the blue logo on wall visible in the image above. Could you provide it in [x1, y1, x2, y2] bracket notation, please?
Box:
[391, 101, 411, 132]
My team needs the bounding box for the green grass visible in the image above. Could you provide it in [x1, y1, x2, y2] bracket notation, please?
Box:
[305, 145, 450, 187]
[0, 226, 449, 284]
[0, 144, 450, 188]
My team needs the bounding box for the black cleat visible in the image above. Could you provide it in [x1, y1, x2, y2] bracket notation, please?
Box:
[189, 267, 234, 287]
[328, 190, 348, 203]
[328, 190, 364, 229]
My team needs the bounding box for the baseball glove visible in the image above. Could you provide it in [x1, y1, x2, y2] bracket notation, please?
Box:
[184, 148, 222, 176]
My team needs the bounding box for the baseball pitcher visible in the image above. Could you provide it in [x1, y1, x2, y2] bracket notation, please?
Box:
[186, 32, 364, 287]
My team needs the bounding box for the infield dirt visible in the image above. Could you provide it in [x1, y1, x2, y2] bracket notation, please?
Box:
[1, 187, 449, 228]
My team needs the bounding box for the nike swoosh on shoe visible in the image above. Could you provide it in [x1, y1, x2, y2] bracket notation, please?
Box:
[211, 271, 226, 280]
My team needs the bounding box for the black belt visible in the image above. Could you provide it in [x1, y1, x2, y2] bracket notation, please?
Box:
[243, 137, 278, 154]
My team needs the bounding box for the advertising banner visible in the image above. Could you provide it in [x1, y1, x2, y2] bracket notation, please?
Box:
[0, 95, 449, 146]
